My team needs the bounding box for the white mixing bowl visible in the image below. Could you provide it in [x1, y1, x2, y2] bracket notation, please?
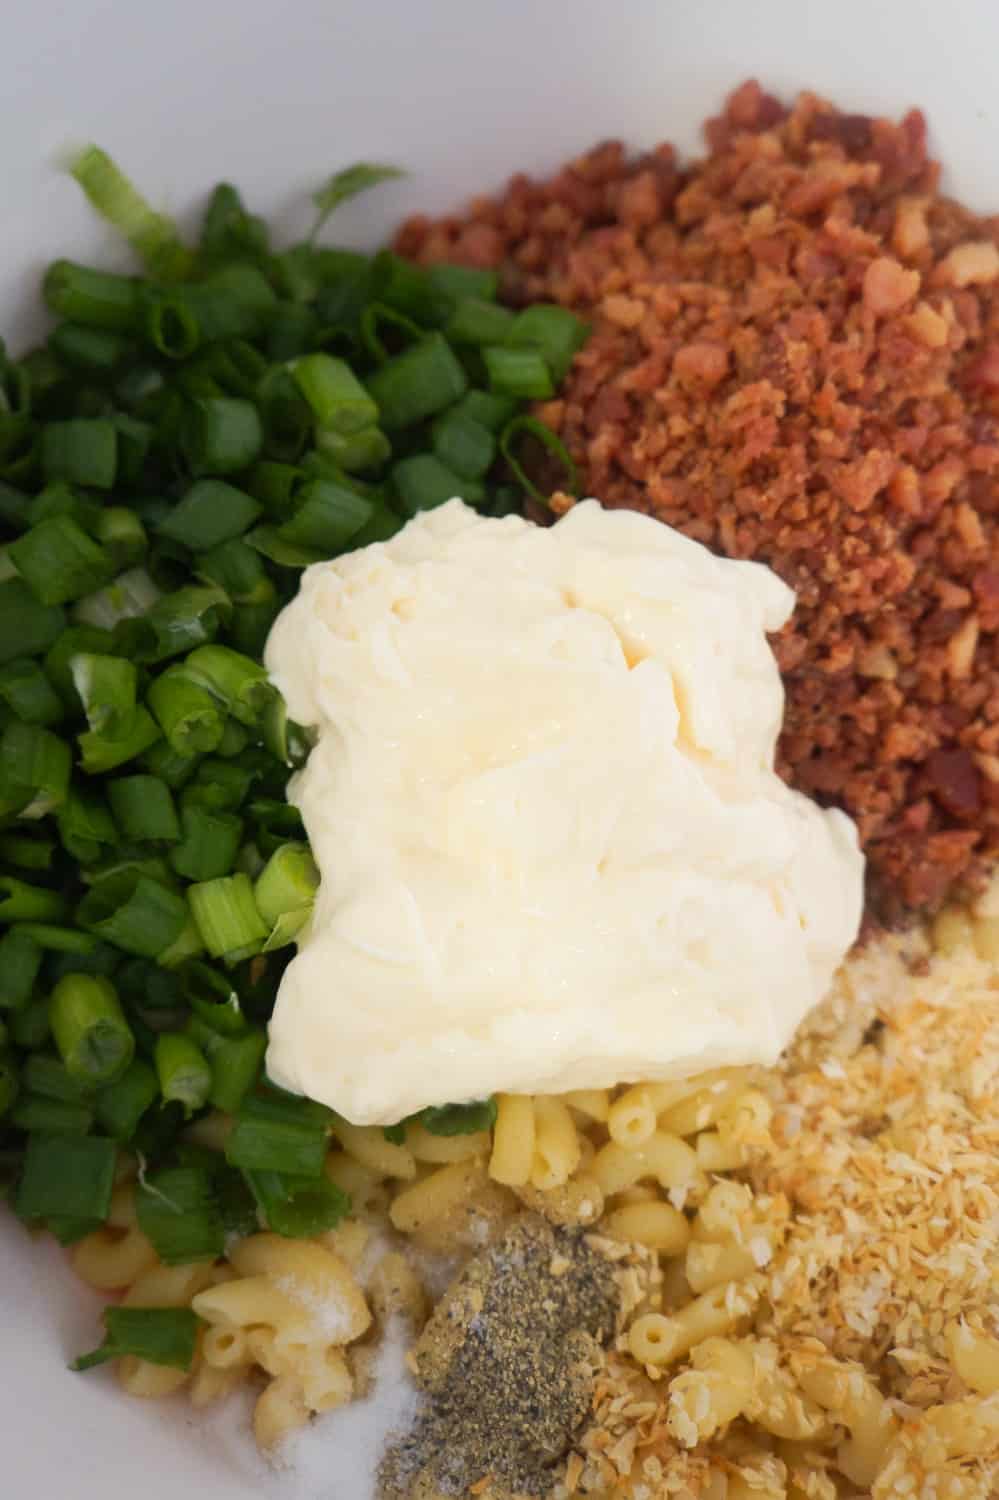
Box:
[3, 1, 997, 1494]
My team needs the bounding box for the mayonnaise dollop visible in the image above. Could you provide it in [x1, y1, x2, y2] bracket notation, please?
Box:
[263, 499, 863, 1124]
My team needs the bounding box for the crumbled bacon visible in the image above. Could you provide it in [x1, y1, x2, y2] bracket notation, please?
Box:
[398, 82, 999, 917]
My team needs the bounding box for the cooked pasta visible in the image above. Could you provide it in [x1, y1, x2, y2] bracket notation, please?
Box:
[72, 904, 997, 1500]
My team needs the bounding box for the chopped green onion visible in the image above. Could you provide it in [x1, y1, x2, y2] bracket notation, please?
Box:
[431, 408, 495, 479]
[141, 739, 201, 791]
[0, 579, 66, 664]
[10, 1094, 93, 1134]
[70, 146, 192, 282]
[0, 1050, 18, 1117]
[226, 1090, 330, 1177]
[77, 870, 188, 958]
[70, 652, 137, 737]
[74, 565, 160, 631]
[392, 453, 485, 516]
[117, 583, 229, 664]
[0, 832, 57, 871]
[197, 537, 271, 605]
[156, 911, 206, 970]
[256, 368, 312, 462]
[25, 482, 96, 530]
[180, 959, 245, 1035]
[18, 923, 102, 954]
[372, 251, 450, 326]
[188, 872, 267, 960]
[483, 345, 554, 399]
[184, 644, 275, 726]
[43, 261, 140, 333]
[10, 515, 112, 605]
[274, 477, 374, 554]
[21, 1053, 88, 1103]
[9, 993, 52, 1050]
[244, 1169, 349, 1238]
[95, 1058, 158, 1141]
[264, 303, 317, 362]
[506, 304, 590, 382]
[310, 162, 404, 241]
[254, 842, 319, 934]
[200, 183, 269, 269]
[0, 722, 72, 818]
[344, 504, 403, 548]
[47, 636, 112, 716]
[216, 720, 250, 758]
[40, 418, 118, 491]
[73, 1306, 200, 1373]
[0, 479, 30, 532]
[183, 757, 258, 811]
[0, 874, 65, 924]
[135, 1166, 224, 1264]
[57, 787, 117, 864]
[169, 805, 243, 882]
[0, 929, 42, 1010]
[113, 415, 153, 484]
[428, 263, 499, 304]
[142, 290, 200, 359]
[0, 658, 64, 726]
[78, 705, 162, 775]
[315, 425, 392, 473]
[49, 323, 133, 374]
[182, 397, 263, 476]
[107, 775, 180, 843]
[244, 526, 321, 568]
[445, 296, 514, 346]
[359, 302, 423, 365]
[50, 973, 135, 1087]
[157, 479, 262, 552]
[415, 1097, 498, 1136]
[208, 1028, 267, 1114]
[499, 413, 580, 504]
[15, 1132, 117, 1224]
[0, 875, 65, 925]
[92, 507, 147, 570]
[154, 1033, 212, 1118]
[147, 665, 227, 755]
[366, 333, 468, 429]
[289, 353, 378, 435]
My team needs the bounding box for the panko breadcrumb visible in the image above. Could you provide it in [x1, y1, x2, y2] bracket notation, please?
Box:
[557, 905, 998, 1499]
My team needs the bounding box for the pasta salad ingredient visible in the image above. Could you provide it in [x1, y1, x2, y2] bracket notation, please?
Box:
[264, 496, 863, 1123]
[398, 80, 999, 919]
[0, 148, 586, 1258]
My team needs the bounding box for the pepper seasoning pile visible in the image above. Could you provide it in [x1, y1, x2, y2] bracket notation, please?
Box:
[397, 81, 999, 919]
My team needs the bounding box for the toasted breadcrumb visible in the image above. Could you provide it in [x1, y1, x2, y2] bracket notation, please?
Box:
[557, 901, 998, 1498]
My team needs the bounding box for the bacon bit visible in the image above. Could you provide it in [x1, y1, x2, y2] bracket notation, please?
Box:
[933, 239, 999, 287]
[601, 293, 646, 330]
[904, 299, 949, 348]
[672, 341, 730, 389]
[615, 170, 663, 230]
[892, 195, 931, 259]
[924, 747, 982, 818]
[947, 612, 980, 679]
[863, 256, 920, 315]
[962, 341, 999, 387]
[399, 81, 999, 916]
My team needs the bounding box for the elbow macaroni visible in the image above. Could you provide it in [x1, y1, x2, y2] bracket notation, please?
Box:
[72, 1064, 990, 1499]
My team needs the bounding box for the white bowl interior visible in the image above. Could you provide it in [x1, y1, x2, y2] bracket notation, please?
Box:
[4, 0, 999, 1494]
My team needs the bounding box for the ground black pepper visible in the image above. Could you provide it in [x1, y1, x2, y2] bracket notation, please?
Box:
[378, 1214, 620, 1500]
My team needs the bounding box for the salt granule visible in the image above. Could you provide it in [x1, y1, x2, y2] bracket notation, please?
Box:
[200, 1319, 419, 1500]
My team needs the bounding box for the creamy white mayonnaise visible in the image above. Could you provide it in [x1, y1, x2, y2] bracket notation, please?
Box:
[263, 499, 863, 1124]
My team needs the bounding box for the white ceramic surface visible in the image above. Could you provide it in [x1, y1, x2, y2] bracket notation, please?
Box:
[3, 0, 998, 1492]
